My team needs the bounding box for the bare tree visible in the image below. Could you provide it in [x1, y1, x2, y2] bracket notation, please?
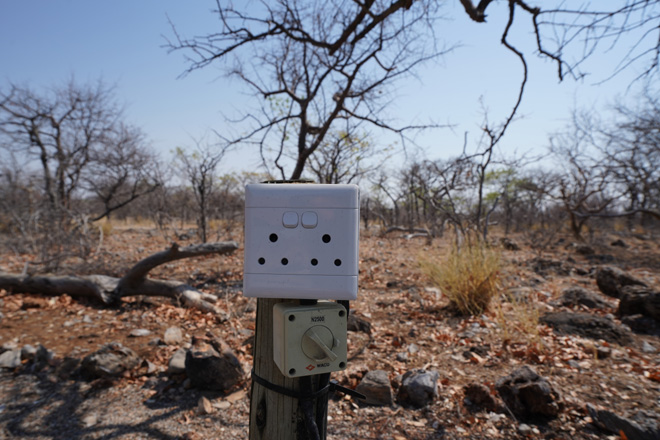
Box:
[307, 124, 385, 184]
[83, 123, 162, 221]
[0, 79, 161, 267]
[549, 112, 616, 240]
[0, 80, 120, 212]
[168, 0, 448, 180]
[546, 91, 660, 238]
[600, 90, 660, 224]
[175, 137, 229, 243]
[169, 1, 660, 182]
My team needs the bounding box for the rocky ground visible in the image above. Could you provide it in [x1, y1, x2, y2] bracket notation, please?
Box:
[0, 225, 659, 439]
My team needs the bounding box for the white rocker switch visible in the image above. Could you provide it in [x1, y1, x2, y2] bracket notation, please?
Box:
[282, 212, 299, 228]
[301, 211, 318, 229]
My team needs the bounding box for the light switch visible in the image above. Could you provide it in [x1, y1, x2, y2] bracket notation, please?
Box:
[301, 211, 318, 228]
[282, 211, 299, 228]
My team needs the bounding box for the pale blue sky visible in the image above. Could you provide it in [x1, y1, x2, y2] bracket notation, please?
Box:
[0, 1, 648, 175]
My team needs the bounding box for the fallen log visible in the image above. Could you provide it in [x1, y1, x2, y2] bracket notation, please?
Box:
[0, 241, 239, 315]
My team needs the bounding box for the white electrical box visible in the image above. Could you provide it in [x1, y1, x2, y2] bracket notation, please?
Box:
[273, 301, 348, 378]
[244, 183, 359, 300]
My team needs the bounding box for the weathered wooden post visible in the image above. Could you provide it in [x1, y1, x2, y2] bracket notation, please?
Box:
[249, 298, 329, 439]
[244, 182, 359, 439]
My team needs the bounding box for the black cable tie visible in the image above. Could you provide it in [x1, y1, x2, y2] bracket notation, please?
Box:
[251, 369, 330, 400]
[251, 370, 366, 401]
[330, 380, 366, 400]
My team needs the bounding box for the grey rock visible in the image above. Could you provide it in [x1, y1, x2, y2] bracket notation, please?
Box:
[397, 369, 439, 408]
[31, 345, 54, 371]
[554, 287, 612, 309]
[129, 328, 152, 337]
[396, 352, 408, 362]
[500, 237, 520, 251]
[540, 311, 633, 346]
[81, 413, 98, 428]
[164, 326, 184, 345]
[457, 330, 476, 340]
[617, 286, 660, 321]
[463, 383, 502, 413]
[596, 266, 646, 298]
[81, 342, 141, 378]
[620, 314, 660, 336]
[567, 360, 581, 369]
[641, 341, 657, 353]
[185, 339, 244, 391]
[55, 357, 81, 379]
[168, 348, 187, 374]
[356, 370, 393, 406]
[529, 258, 571, 277]
[347, 313, 372, 334]
[495, 366, 562, 419]
[21, 344, 37, 361]
[587, 404, 660, 440]
[586, 254, 616, 264]
[1, 341, 18, 353]
[0, 349, 22, 369]
[567, 243, 594, 255]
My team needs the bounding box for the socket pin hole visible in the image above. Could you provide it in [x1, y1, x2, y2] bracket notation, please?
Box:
[281, 258, 289, 265]
[339, 362, 346, 369]
[311, 258, 318, 266]
[289, 368, 296, 375]
[258, 257, 265, 265]
[269, 233, 278, 242]
[322, 234, 331, 243]
[288, 315, 295, 322]
[338, 310, 345, 318]
[334, 259, 342, 266]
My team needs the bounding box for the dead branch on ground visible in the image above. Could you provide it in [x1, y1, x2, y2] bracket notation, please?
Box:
[0, 241, 239, 315]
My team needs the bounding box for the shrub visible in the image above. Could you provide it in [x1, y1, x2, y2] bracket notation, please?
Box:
[420, 240, 501, 316]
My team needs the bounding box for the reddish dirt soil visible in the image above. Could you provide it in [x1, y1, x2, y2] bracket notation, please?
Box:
[1, 226, 659, 439]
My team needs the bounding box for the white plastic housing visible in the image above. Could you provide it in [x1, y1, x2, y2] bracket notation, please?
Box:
[244, 183, 359, 300]
[273, 301, 348, 378]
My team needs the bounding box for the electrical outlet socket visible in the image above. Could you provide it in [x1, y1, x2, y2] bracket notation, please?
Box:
[244, 183, 359, 300]
[273, 301, 348, 378]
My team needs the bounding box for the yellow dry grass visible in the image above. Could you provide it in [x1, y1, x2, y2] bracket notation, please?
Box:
[420, 239, 501, 316]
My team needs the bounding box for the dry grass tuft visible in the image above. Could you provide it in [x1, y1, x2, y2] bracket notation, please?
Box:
[420, 239, 501, 316]
[494, 292, 542, 348]
[99, 219, 114, 237]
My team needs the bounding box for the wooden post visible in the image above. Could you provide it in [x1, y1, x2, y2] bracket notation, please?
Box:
[249, 298, 329, 440]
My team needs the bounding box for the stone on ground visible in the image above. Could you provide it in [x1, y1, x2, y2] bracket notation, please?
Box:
[396, 369, 439, 408]
[356, 369, 393, 406]
[495, 366, 562, 418]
